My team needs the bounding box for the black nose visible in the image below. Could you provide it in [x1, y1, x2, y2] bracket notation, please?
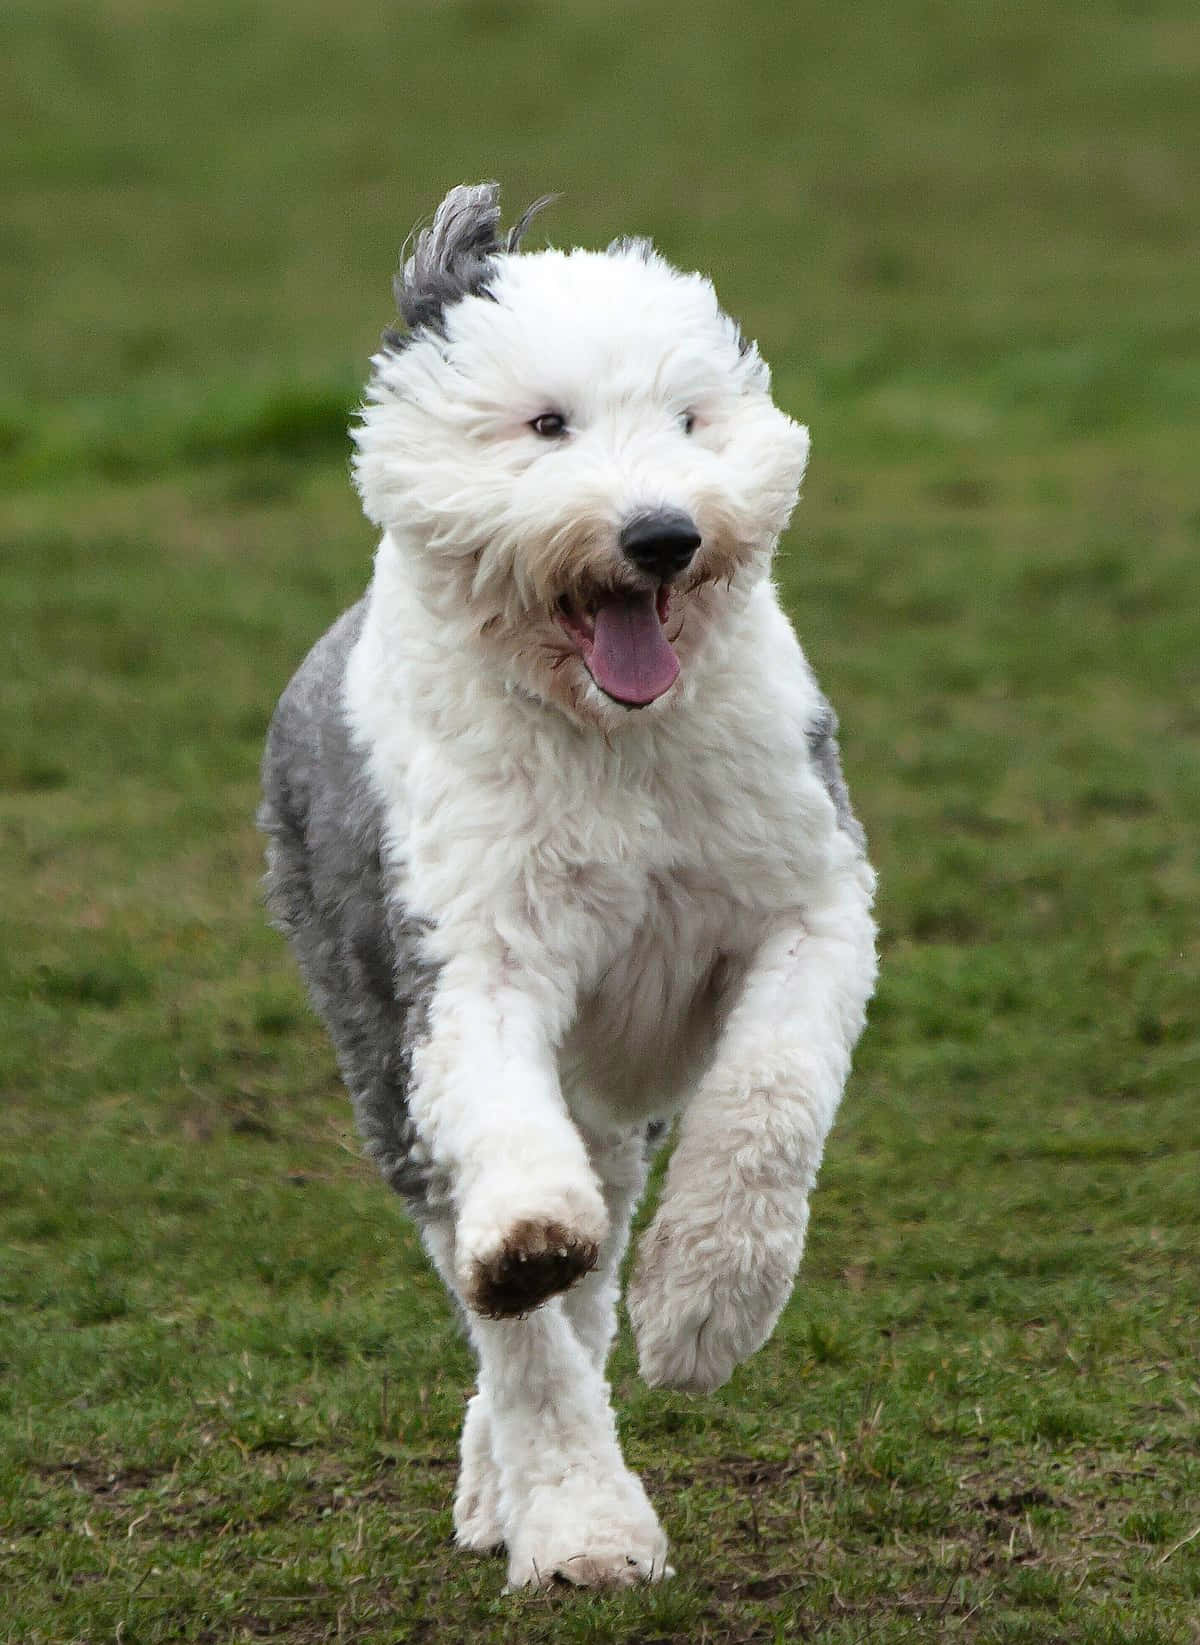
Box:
[619, 509, 702, 580]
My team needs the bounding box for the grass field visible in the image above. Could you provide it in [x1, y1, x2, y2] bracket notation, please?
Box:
[2, 1, 1198, 1640]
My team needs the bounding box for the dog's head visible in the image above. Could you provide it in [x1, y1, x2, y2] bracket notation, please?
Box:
[353, 183, 810, 729]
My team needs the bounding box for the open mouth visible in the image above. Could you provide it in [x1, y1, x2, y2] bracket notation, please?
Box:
[555, 585, 679, 707]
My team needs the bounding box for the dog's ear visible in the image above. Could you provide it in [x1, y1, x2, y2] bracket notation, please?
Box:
[389, 183, 556, 343]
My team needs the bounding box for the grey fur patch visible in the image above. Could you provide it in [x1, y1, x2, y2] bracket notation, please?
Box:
[606, 234, 656, 262]
[807, 694, 867, 853]
[259, 603, 446, 1212]
[383, 182, 556, 348]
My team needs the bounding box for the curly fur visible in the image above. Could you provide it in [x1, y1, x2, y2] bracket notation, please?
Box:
[260, 183, 877, 1589]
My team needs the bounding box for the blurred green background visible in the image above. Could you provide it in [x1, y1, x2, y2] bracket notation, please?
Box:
[2, 2, 1198, 1641]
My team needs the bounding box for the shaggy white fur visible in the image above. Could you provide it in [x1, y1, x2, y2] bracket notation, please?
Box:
[260, 183, 877, 1590]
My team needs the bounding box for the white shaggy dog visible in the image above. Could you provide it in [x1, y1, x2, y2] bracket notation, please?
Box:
[260, 183, 876, 1590]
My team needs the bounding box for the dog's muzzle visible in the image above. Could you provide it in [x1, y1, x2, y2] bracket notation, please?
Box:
[619, 509, 701, 581]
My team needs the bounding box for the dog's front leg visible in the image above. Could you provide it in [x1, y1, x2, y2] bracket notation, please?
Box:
[421, 1212, 669, 1585]
[433, 1128, 651, 1562]
[627, 880, 877, 1393]
[471, 1301, 670, 1588]
[410, 956, 608, 1318]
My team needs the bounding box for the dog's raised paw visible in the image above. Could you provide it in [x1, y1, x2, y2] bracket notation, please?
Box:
[466, 1219, 599, 1318]
[627, 1198, 802, 1392]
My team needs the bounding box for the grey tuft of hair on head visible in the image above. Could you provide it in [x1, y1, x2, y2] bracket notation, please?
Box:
[384, 182, 557, 348]
[606, 234, 656, 262]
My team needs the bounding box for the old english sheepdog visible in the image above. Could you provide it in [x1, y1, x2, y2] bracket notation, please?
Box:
[259, 182, 877, 1589]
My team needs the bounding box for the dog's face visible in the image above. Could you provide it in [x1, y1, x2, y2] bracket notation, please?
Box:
[354, 185, 810, 729]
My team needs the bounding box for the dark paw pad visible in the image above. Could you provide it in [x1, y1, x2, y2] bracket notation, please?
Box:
[469, 1221, 599, 1319]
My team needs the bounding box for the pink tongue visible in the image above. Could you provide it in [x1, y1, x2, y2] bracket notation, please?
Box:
[588, 590, 680, 706]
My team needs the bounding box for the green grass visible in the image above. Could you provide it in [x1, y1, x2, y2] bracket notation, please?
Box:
[2, 0, 1198, 1639]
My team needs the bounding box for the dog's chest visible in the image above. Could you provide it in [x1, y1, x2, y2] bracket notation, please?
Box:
[545, 763, 808, 1116]
[560, 856, 748, 1116]
[393, 678, 834, 1113]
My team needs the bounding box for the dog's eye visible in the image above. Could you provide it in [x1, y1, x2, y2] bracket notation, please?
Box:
[681, 412, 696, 435]
[530, 412, 567, 439]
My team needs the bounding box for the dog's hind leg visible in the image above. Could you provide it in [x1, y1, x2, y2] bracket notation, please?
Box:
[415, 1221, 505, 1557]
[451, 1386, 505, 1554]
[417, 1238, 502, 1560]
[418, 1220, 505, 1556]
[560, 1125, 648, 1369]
